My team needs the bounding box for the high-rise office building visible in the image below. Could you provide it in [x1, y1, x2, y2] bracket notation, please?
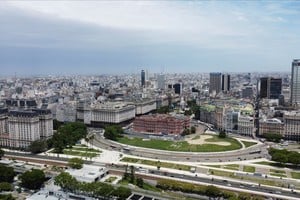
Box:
[209, 72, 222, 94]
[173, 83, 182, 95]
[260, 77, 282, 99]
[221, 74, 230, 92]
[157, 74, 165, 90]
[141, 70, 145, 87]
[291, 59, 300, 105]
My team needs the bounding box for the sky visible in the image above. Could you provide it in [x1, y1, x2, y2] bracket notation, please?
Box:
[1, 1, 300, 76]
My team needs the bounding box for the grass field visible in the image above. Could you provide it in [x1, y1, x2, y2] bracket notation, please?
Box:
[240, 140, 257, 148]
[291, 172, 300, 179]
[117, 135, 242, 152]
[121, 157, 191, 171]
[243, 166, 255, 173]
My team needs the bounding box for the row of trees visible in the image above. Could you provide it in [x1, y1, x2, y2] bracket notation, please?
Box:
[54, 172, 131, 200]
[157, 179, 264, 200]
[269, 148, 300, 166]
[263, 132, 283, 143]
[103, 125, 123, 141]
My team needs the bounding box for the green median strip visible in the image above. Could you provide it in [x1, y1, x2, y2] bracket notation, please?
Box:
[291, 172, 300, 179]
[121, 157, 191, 171]
[243, 166, 255, 173]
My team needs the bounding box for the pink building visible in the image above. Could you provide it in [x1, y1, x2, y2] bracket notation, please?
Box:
[133, 114, 190, 135]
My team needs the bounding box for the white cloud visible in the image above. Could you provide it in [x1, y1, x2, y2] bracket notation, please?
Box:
[2, 1, 300, 52]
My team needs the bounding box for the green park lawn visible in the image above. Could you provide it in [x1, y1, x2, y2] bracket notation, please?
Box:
[117, 135, 242, 152]
[121, 157, 191, 171]
[240, 140, 257, 148]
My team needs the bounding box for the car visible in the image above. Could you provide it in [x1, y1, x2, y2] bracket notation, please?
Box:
[275, 191, 281, 194]
[239, 184, 245, 188]
[227, 183, 232, 187]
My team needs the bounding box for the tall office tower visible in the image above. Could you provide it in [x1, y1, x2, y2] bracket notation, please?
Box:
[269, 78, 282, 99]
[157, 74, 165, 90]
[291, 59, 300, 105]
[221, 74, 230, 92]
[260, 77, 269, 98]
[260, 77, 282, 99]
[173, 83, 182, 95]
[141, 70, 145, 87]
[209, 72, 222, 94]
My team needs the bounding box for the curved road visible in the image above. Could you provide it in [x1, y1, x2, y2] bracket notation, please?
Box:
[92, 134, 269, 163]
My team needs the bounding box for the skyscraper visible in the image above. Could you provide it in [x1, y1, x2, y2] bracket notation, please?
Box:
[291, 59, 300, 105]
[141, 70, 145, 87]
[209, 72, 222, 94]
[173, 83, 182, 95]
[260, 77, 282, 99]
[221, 74, 230, 92]
[157, 74, 165, 90]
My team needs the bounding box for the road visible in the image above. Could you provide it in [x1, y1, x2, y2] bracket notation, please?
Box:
[92, 133, 269, 162]
[109, 164, 299, 200]
[4, 151, 299, 200]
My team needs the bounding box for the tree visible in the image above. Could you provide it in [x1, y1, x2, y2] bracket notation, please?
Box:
[0, 148, 4, 159]
[288, 151, 300, 166]
[54, 172, 78, 192]
[0, 182, 13, 192]
[112, 186, 132, 200]
[272, 152, 288, 164]
[104, 125, 123, 141]
[28, 140, 47, 154]
[205, 185, 221, 199]
[136, 177, 144, 188]
[129, 165, 135, 183]
[263, 132, 283, 143]
[0, 165, 15, 183]
[182, 128, 190, 136]
[123, 165, 129, 180]
[191, 126, 196, 134]
[219, 130, 226, 138]
[19, 169, 46, 190]
[0, 194, 15, 200]
[52, 122, 87, 153]
[53, 119, 63, 130]
[68, 157, 84, 169]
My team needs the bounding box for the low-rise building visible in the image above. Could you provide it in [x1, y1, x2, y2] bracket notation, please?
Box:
[133, 114, 190, 135]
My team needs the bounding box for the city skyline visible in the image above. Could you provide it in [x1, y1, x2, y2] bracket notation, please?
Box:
[1, 1, 300, 75]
